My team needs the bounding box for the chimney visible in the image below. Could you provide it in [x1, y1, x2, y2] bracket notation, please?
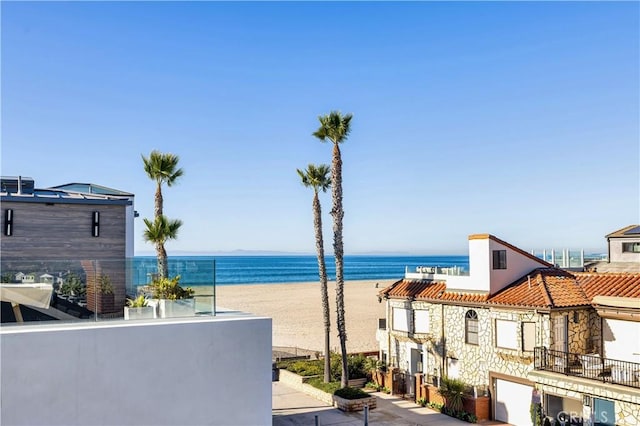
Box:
[17, 176, 22, 195]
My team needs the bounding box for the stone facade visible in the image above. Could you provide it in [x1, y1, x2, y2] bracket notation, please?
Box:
[379, 299, 640, 425]
[530, 370, 640, 426]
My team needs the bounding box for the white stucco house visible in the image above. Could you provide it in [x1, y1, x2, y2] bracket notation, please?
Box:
[606, 225, 640, 264]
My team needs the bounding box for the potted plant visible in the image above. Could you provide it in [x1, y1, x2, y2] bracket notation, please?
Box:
[149, 275, 195, 318]
[97, 274, 115, 313]
[124, 295, 155, 320]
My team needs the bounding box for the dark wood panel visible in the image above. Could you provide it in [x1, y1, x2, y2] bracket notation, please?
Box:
[1, 202, 126, 260]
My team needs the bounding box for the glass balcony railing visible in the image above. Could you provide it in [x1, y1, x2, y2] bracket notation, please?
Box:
[405, 265, 470, 277]
[0, 258, 219, 324]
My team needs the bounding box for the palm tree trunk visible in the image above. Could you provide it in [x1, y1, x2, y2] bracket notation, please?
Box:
[331, 143, 348, 388]
[156, 242, 168, 279]
[313, 192, 331, 383]
[155, 181, 163, 218]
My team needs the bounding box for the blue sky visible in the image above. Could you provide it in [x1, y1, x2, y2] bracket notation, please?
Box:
[2, 1, 638, 255]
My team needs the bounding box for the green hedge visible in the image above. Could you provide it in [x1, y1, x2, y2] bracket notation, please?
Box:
[306, 377, 341, 394]
[281, 359, 324, 377]
[334, 386, 371, 400]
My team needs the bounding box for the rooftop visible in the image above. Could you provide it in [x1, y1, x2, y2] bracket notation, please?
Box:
[605, 224, 640, 238]
[379, 268, 640, 309]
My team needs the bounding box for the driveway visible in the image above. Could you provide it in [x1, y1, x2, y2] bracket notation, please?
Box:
[273, 381, 496, 426]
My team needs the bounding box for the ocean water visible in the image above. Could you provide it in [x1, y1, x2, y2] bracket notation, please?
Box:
[132, 255, 470, 286]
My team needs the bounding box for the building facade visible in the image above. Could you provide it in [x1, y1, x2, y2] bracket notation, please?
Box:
[377, 234, 640, 426]
[606, 225, 640, 264]
[1, 176, 135, 316]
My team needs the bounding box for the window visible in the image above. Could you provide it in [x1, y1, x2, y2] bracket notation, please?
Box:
[465, 310, 479, 345]
[4, 209, 13, 236]
[522, 322, 536, 352]
[92, 211, 100, 237]
[622, 242, 640, 253]
[414, 310, 430, 333]
[495, 319, 518, 349]
[392, 307, 411, 332]
[493, 250, 507, 269]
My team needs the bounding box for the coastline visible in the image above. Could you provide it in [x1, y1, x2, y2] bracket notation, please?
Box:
[195, 278, 395, 353]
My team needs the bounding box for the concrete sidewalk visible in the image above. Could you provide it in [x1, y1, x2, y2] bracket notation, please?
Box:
[272, 381, 488, 426]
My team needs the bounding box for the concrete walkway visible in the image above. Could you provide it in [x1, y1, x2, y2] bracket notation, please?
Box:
[273, 381, 494, 426]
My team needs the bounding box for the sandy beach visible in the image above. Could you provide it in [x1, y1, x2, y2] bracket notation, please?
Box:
[196, 279, 395, 354]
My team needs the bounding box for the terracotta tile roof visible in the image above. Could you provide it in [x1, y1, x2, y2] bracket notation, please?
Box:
[378, 279, 488, 304]
[575, 273, 640, 300]
[488, 268, 589, 308]
[378, 270, 640, 309]
[605, 224, 640, 238]
[378, 279, 434, 300]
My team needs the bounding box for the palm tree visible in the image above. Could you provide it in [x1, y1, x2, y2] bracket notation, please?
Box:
[143, 215, 183, 279]
[297, 164, 332, 383]
[142, 150, 184, 219]
[313, 111, 353, 388]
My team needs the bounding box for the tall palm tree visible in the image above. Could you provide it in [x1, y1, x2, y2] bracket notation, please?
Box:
[142, 150, 184, 219]
[143, 215, 183, 279]
[313, 111, 353, 388]
[297, 164, 332, 383]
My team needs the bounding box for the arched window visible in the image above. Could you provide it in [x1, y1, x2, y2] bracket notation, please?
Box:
[465, 310, 479, 345]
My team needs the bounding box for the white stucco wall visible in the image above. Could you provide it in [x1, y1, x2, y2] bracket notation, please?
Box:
[488, 239, 546, 295]
[458, 237, 545, 294]
[0, 316, 272, 426]
[609, 237, 640, 263]
[602, 318, 640, 363]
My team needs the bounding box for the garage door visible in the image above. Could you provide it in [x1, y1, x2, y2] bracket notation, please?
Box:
[494, 378, 533, 426]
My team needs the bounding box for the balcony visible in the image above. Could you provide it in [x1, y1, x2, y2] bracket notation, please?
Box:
[534, 347, 640, 389]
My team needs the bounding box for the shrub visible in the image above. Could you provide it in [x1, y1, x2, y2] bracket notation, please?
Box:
[417, 397, 427, 407]
[364, 381, 379, 390]
[99, 275, 114, 295]
[439, 376, 466, 412]
[306, 377, 341, 394]
[329, 353, 371, 381]
[334, 386, 370, 400]
[151, 275, 194, 300]
[126, 295, 148, 308]
[285, 360, 324, 377]
[427, 401, 443, 411]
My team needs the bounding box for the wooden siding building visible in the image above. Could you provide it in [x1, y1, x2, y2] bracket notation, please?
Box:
[1, 176, 135, 316]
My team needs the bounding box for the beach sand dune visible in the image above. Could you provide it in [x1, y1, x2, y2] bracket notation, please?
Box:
[198, 279, 394, 354]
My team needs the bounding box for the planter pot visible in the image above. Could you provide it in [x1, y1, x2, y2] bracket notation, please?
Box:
[87, 292, 115, 314]
[157, 298, 196, 318]
[332, 394, 377, 412]
[124, 306, 156, 320]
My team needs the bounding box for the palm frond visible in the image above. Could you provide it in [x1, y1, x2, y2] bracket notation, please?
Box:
[143, 215, 182, 244]
[297, 164, 331, 192]
[142, 150, 184, 186]
[313, 111, 353, 145]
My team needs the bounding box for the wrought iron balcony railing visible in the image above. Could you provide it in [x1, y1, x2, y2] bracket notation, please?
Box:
[534, 346, 640, 389]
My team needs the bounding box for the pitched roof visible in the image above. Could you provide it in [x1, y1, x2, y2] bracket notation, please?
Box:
[378, 279, 489, 304]
[488, 268, 589, 308]
[468, 234, 553, 268]
[379, 269, 640, 309]
[575, 272, 640, 300]
[605, 225, 640, 238]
